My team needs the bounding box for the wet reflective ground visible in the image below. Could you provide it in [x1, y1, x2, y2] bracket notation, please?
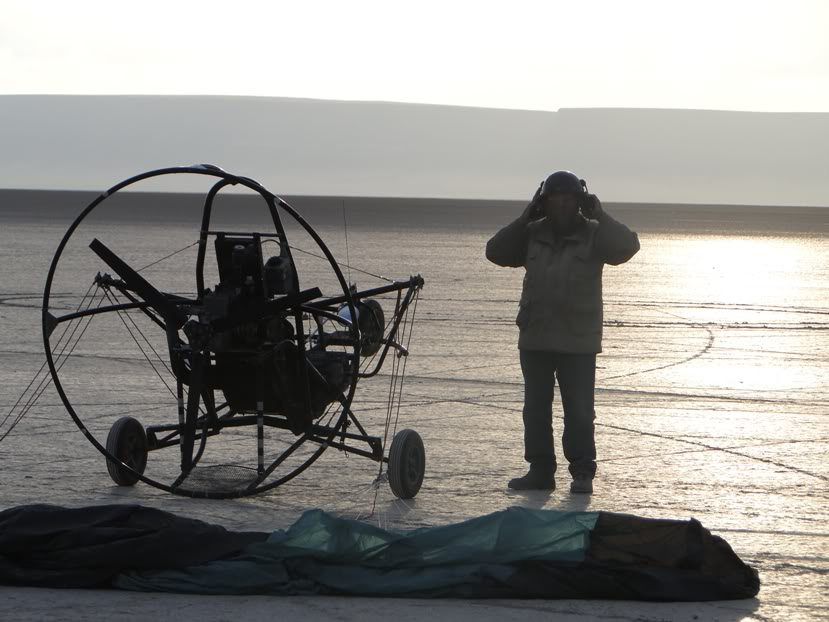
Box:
[1, 196, 827, 621]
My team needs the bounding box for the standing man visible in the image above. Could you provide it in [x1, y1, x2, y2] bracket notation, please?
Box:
[486, 171, 640, 493]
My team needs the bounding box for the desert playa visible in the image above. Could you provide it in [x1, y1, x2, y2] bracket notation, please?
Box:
[1, 188, 827, 620]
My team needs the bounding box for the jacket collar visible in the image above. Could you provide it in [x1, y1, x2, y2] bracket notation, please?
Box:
[533, 216, 590, 246]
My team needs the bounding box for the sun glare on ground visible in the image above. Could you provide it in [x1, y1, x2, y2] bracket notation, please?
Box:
[662, 234, 828, 396]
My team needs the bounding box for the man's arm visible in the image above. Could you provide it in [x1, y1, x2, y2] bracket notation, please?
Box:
[486, 188, 542, 267]
[486, 217, 531, 267]
[586, 196, 640, 265]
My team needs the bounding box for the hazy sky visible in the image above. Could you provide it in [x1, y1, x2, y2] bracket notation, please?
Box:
[3, 0, 828, 112]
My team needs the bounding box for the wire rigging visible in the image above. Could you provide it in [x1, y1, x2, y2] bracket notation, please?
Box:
[1, 282, 101, 442]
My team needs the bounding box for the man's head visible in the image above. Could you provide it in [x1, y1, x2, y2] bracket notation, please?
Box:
[537, 170, 586, 233]
[541, 170, 584, 196]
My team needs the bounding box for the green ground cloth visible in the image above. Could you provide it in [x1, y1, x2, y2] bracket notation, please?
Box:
[117, 507, 598, 596]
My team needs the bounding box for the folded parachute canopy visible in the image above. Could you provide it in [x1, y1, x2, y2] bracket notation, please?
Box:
[0, 504, 758, 600]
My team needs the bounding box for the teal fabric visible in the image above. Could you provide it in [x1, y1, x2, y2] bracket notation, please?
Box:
[116, 506, 599, 596]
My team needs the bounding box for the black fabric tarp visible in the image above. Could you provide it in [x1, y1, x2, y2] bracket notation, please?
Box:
[0, 504, 759, 600]
[0, 504, 268, 588]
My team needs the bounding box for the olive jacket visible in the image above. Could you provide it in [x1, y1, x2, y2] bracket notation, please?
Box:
[486, 212, 640, 353]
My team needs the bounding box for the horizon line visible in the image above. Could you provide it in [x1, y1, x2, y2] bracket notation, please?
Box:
[1, 187, 825, 210]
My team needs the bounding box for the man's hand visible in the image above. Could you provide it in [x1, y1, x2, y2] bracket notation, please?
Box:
[520, 182, 544, 222]
[581, 193, 605, 220]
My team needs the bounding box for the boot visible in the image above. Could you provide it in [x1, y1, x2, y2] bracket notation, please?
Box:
[570, 473, 593, 494]
[508, 465, 555, 491]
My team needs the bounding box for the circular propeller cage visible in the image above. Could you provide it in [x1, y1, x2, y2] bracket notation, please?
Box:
[42, 166, 424, 499]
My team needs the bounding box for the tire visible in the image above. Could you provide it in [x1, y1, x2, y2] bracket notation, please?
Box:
[106, 416, 148, 486]
[358, 299, 385, 356]
[388, 429, 425, 499]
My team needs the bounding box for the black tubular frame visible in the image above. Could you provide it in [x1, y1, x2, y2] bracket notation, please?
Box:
[42, 165, 423, 499]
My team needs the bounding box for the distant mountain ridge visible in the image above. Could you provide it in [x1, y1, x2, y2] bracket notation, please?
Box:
[1, 95, 826, 206]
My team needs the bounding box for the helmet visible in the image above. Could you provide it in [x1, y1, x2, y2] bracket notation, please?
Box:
[540, 170, 585, 196]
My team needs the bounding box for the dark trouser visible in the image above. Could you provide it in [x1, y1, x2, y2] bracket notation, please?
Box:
[519, 349, 597, 478]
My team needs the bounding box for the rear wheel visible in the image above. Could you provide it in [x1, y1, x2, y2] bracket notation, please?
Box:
[388, 429, 425, 499]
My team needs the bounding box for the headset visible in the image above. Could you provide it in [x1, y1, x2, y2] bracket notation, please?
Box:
[531, 171, 594, 219]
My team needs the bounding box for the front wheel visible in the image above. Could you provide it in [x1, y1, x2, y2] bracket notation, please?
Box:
[388, 429, 425, 499]
[106, 416, 148, 486]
